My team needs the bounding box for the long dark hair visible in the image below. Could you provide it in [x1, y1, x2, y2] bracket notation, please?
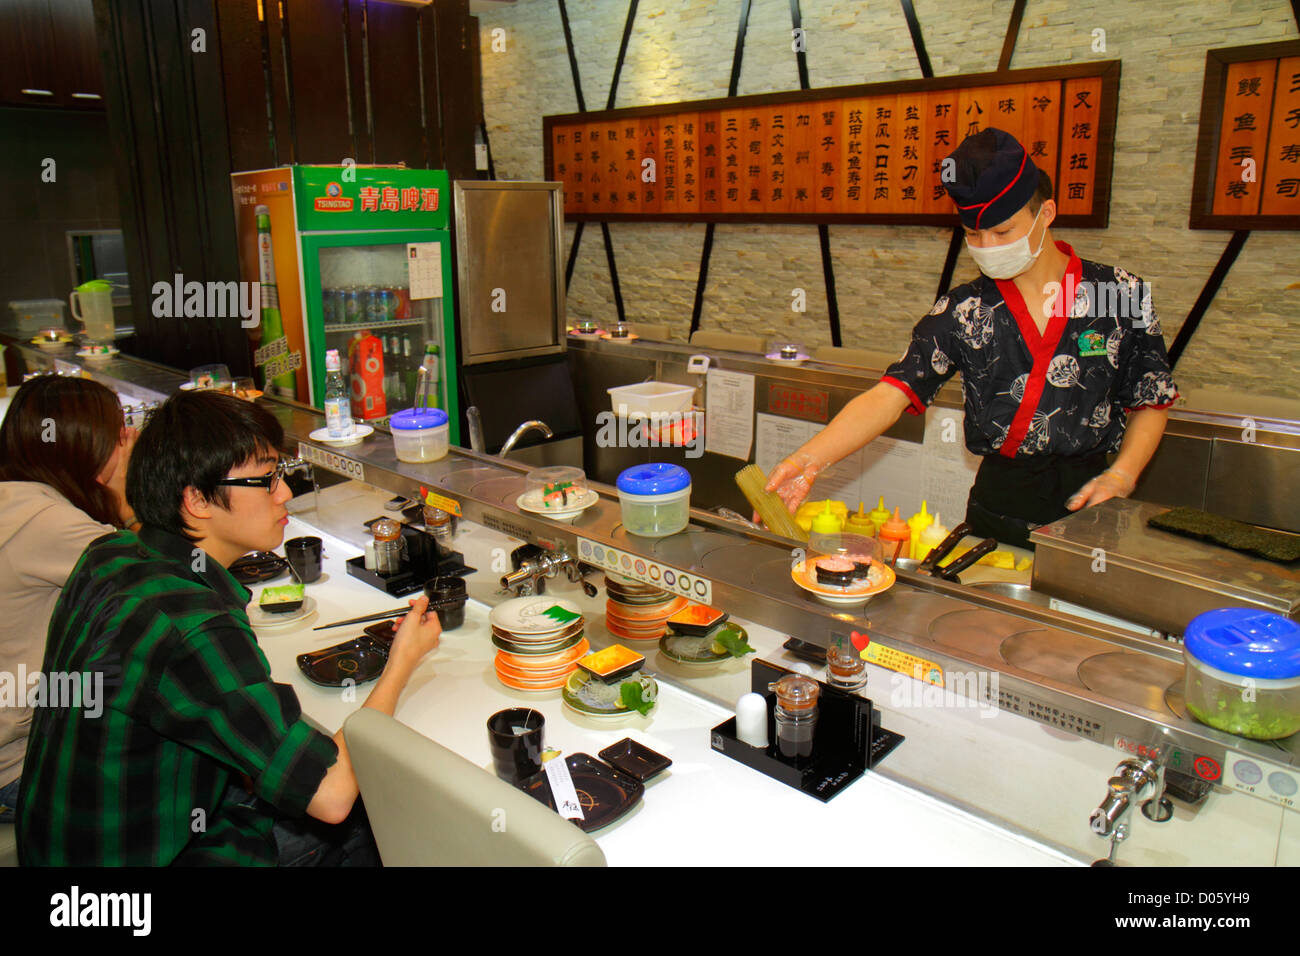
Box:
[0, 375, 124, 527]
[128, 390, 284, 540]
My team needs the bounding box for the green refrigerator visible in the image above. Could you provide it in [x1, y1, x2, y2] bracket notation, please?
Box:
[231, 165, 460, 444]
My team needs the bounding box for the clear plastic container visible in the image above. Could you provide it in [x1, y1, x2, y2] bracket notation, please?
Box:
[9, 299, 66, 334]
[607, 381, 695, 417]
[389, 407, 449, 463]
[1183, 608, 1300, 741]
[616, 463, 691, 537]
[524, 466, 588, 511]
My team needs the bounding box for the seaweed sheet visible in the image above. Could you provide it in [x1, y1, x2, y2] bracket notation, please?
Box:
[1147, 507, 1300, 564]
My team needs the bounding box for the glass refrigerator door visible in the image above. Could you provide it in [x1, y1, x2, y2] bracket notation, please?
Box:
[301, 231, 458, 443]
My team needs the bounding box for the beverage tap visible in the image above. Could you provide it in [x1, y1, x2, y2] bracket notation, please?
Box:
[498, 545, 598, 597]
[1089, 756, 1171, 866]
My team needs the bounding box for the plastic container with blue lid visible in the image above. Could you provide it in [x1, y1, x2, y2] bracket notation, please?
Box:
[389, 407, 449, 463]
[1182, 608, 1300, 740]
[616, 463, 691, 537]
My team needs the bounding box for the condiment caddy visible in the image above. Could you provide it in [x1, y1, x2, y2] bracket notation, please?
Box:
[710, 659, 904, 802]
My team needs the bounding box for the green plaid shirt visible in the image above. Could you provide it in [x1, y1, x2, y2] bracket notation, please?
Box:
[18, 527, 337, 865]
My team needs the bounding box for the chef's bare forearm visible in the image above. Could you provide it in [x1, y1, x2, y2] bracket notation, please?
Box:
[791, 383, 911, 467]
[1111, 406, 1169, 482]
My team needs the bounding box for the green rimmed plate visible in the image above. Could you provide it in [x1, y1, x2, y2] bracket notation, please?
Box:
[659, 622, 750, 665]
[561, 670, 658, 719]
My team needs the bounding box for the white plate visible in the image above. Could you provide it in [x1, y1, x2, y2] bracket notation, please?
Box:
[515, 488, 599, 520]
[489, 596, 584, 636]
[308, 424, 374, 446]
[77, 347, 119, 362]
[247, 595, 317, 628]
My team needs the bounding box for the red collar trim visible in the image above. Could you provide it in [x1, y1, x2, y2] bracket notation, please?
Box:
[995, 241, 1081, 458]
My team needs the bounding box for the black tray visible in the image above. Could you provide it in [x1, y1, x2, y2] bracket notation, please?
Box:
[709, 659, 904, 802]
[230, 551, 289, 585]
[296, 635, 389, 687]
[520, 753, 644, 832]
[347, 523, 475, 596]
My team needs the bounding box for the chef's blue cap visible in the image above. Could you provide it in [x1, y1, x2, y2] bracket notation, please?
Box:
[943, 128, 1041, 230]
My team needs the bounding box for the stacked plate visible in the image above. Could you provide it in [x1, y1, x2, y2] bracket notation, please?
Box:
[489, 596, 588, 692]
[604, 574, 688, 642]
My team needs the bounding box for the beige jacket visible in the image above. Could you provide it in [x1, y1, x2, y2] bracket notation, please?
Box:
[0, 482, 114, 789]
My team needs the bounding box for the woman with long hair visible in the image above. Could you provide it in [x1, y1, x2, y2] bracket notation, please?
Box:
[0, 375, 137, 820]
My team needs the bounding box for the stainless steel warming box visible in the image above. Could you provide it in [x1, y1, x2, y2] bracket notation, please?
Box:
[1031, 498, 1300, 636]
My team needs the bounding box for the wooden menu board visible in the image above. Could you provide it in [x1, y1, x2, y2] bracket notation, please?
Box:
[1190, 40, 1300, 229]
[544, 62, 1119, 228]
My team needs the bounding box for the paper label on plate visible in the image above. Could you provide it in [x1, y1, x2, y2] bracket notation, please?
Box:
[298, 441, 365, 481]
[544, 755, 585, 820]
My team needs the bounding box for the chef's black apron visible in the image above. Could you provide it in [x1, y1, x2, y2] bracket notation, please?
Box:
[965, 452, 1108, 550]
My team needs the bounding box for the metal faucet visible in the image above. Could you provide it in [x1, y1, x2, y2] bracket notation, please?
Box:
[1089, 756, 1173, 865]
[498, 420, 553, 457]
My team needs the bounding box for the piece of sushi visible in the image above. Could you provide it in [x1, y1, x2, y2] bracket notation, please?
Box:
[259, 583, 305, 614]
[813, 556, 856, 587]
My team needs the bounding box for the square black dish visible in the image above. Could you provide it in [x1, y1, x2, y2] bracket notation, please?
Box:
[598, 738, 672, 782]
[520, 753, 644, 833]
[297, 635, 389, 687]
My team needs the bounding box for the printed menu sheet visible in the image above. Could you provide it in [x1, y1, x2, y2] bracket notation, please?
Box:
[705, 369, 755, 460]
[754, 410, 980, 524]
[406, 242, 442, 300]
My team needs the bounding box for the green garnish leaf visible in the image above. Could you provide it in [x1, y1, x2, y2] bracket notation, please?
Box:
[620, 681, 653, 716]
[541, 605, 581, 624]
[712, 630, 756, 658]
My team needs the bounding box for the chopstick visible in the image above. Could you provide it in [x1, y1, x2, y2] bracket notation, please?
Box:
[312, 595, 464, 631]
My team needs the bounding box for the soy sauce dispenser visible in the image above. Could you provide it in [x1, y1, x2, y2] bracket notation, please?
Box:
[768, 674, 821, 760]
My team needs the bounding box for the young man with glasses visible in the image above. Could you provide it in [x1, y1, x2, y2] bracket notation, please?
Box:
[17, 391, 440, 865]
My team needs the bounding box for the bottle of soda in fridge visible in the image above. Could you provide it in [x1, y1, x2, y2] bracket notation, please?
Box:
[323, 349, 354, 438]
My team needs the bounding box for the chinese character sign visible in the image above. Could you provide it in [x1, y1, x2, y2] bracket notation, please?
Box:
[546, 65, 1117, 225]
[1193, 43, 1300, 226]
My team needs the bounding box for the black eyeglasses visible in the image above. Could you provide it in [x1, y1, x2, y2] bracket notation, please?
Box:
[216, 460, 287, 494]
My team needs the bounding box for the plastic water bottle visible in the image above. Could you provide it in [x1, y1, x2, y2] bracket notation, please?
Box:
[324, 349, 354, 438]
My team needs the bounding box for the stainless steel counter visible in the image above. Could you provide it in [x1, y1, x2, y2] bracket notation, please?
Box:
[8, 330, 1298, 817]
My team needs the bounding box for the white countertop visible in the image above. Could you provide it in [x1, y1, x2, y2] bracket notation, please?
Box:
[256, 506, 1080, 867]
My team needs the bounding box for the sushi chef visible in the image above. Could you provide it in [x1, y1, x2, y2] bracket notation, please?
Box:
[766, 128, 1178, 549]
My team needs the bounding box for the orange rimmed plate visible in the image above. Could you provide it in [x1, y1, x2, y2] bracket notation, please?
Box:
[790, 560, 895, 606]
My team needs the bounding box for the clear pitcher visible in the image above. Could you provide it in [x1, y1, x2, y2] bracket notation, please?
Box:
[70, 279, 115, 344]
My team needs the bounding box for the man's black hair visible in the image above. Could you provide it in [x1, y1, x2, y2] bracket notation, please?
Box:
[127, 391, 284, 540]
[1028, 169, 1054, 213]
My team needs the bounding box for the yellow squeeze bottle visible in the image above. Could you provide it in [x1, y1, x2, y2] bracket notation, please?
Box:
[844, 501, 876, 536]
[906, 500, 934, 561]
[867, 496, 892, 536]
[916, 511, 949, 562]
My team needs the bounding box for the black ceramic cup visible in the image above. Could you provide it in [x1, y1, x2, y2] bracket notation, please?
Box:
[424, 575, 467, 630]
[284, 536, 323, 583]
[486, 708, 545, 786]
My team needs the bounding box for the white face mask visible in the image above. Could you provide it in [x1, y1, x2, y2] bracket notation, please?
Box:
[965, 206, 1047, 280]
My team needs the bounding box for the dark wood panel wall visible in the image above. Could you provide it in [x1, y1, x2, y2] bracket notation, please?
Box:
[92, 0, 480, 373]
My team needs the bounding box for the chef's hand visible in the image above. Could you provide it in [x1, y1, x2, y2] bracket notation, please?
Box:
[1066, 467, 1136, 511]
[763, 452, 826, 515]
[388, 594, 442, 666]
